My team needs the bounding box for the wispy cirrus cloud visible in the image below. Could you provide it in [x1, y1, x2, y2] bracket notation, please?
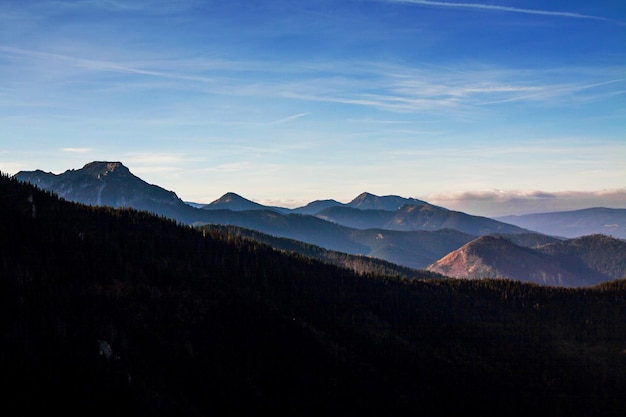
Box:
[30, 0, 201, 15]
[120, 153, 191, 176]
[278, 63, 624, 115]
[1, 44, 622, 119]
[61, 147, 91, 153]
[476, 78, 626, 105]
[124, 153, 187, 166]
[384, 0, 616, 22]
[0, 45, 219, 83]
[201, 162, 252, 173]
[269, 112, 311, 125]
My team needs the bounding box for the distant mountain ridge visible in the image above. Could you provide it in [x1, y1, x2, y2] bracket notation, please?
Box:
[190, 191, 430, 216]
[14, 161, 626, 286]
[344, 192, 428, 211]
[14, 162, 484, 269]
[316, 204, 528, 235]
[291, 198, 343, 215]
[199, 191, 429, 215]
[427, 234, 626, 287]
[496, 207, 626, 239]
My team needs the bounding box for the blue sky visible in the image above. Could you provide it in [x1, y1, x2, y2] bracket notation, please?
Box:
[1, 0, 625, 215]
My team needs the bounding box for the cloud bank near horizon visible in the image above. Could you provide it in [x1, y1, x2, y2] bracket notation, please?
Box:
[423, 189, 626, 217]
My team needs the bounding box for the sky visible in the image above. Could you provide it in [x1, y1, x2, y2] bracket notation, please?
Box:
[1, 0, 625, 216]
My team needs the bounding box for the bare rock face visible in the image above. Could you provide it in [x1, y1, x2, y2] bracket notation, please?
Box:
[426, 235, 603, 287]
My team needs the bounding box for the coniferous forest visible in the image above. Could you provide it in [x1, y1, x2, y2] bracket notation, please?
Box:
[2, 172, 626, 416]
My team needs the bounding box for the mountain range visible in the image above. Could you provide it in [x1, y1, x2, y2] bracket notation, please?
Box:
[4, 170, 626, 416]
[496, 207, 626, 239]
[13, 161, 626, 287]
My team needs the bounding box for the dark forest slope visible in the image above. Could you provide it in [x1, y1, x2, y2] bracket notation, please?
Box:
[199, 224, 446, 280]
[2, 172, 626, 417]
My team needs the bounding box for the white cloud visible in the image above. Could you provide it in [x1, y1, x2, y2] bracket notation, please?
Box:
[124, 153, 186, 165]
[269, 112, 310, 125]
[130, 165, 183, 174]
[201, 162, 252, 173]
[386, 0, 614, 22]
[2, 42, 621, 119]
[33, 0, 202, 15]
[121, 153, 190, 177]
[61, 147, 91, 153]
[257, 198, 309, 209]
[275, 63, 626, 116]
[0, 45, 220, 84]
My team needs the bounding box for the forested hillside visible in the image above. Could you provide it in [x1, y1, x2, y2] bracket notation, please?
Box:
[2, 172, 626, 416]
[199, 224, 446, 279]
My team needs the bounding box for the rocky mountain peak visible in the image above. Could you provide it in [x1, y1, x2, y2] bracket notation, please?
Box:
[348, 192, 427, 211]
[81, 161, 129, 177]
[203, 192, 269, 211]
[212, 192, 245, 204]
